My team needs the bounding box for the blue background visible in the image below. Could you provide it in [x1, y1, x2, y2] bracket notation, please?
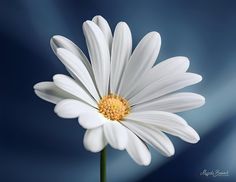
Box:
[1, 0, 236, 181]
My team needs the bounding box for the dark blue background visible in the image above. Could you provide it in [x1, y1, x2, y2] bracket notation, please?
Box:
[1, 0, 236, 182]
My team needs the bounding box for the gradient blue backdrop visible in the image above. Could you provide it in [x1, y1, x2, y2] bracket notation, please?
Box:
[1, 0, 236, 182]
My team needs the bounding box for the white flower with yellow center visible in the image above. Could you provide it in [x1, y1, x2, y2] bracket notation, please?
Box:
[34, 15, 205, 166]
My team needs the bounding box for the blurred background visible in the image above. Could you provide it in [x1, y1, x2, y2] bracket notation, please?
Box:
[1, 0, 236, 181]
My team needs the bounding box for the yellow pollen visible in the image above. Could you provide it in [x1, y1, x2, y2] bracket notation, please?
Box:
[98, 94, 130, 121]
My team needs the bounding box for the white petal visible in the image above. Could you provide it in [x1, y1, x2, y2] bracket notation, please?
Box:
[54, 99, 97, 118]
[126, 111, 200, 143]
[34, 82, 75, 104]
[83, 21, 110, 96]
[92, 15, 112, 51]
[56, 48, 100, 101]
[126, 56, 190, 99]
[125, 129, 151, 166]
[103, 121, 128, 150]
[50, 35, 94, 79]
[160, 124, 200, 143]
[53, 74, 97, 107]
[126, 111, 188, 127]
[118, 32, 161, 96]
[110, 22, 132, 93]
[83, 127, 107, 152]
[129, 73, 202, 105]
[79, 112, 107, 129]
[123, 120, 175, 157]
[132, 92, 205, 113]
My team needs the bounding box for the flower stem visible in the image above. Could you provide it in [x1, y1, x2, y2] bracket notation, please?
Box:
[100, 147, 106, 182]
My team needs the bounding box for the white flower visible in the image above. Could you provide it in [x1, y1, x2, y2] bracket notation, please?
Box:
[34, 15, 205, 166]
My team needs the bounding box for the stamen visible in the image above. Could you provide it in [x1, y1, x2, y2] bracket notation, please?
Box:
[98, 94, 130, 121]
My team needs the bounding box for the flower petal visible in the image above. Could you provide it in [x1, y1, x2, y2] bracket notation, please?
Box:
[118, 32, 161, 96]
[110, 22, 132, 93]
[125, 129, 151, 166]
[126, 111, 200, 143]
[126, 111, 188, 127]
[34, 82, 76, 104]
[160, 124, 200, 143]
[126, 56, 190, 99]
[83, 21, 110, 96]
[132, 92, 205, 113]
[103, 121, 128, 150]
[83, 127, 107, 152]
[79, 112, 107, 129]
[50, 35, 94, 79]
[54, 99, 97, 118]
[56, 48, 100, 101]
[129, 73, 202, 105]
[92, 15, 112, 51]
[123, 120, 175, 157]
[53, 74, 97, 107]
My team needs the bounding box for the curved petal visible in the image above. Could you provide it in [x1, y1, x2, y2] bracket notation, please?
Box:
[79, 112, 107, 129]
[53, 74, 98, 107]
[83, 21, 110, 96]
[126, 111, 188, 127]
[92, 15, 112, 51]
[50, 35, 94, 79]
[103, 121, 128, 150]
[126, 56, 190, 99]
[129, 73, 202, 105]
[125, 129, 151, 166]
[56, 48, 100, 101]
[34, 82, 76, 104]
[123, 120, 175, 157]
[132, 92, 205, 113]
[54, 99, 97, 118]
[118, 32, 161, 97]
[110, 22, 132, 93]
[83, 127, 107, 152]
[159, 124, 200, 143]
[126, 111, 200, 143]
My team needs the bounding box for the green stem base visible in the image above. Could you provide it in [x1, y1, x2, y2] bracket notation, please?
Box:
[100, 147, 106, 182]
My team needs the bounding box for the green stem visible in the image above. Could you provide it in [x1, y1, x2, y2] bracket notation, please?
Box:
[100, 147, 106, 182]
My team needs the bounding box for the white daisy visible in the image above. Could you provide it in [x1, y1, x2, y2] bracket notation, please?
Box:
[34, 15, 205, 166]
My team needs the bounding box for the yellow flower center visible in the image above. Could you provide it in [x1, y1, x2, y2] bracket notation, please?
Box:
[98, 94, 130, 121]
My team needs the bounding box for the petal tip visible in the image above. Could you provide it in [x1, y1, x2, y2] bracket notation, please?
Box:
[117, 21, 128, 27]
[192, 133, 200, 143]
[187, 126, 200, 143]
[149, 31, 161, 40]
[165, 144, 175, 157]
[51, 35, 61, 41]
[33, 83, 40, 90]
[50, 35, 64, 46]
[199, 75, 203, 82]
[167, 149, 175, 157]
[52, 74, 63, 81]
[142, 155, 151, 166]
[33, 82, 52, 90]
[180, 56, 190, 66]
[200, 95, 206, 105]
[92, 15, 105, 22]
[83, 20, 94, 27]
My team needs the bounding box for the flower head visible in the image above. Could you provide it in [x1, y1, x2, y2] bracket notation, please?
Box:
[34, 15, 205, 166]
